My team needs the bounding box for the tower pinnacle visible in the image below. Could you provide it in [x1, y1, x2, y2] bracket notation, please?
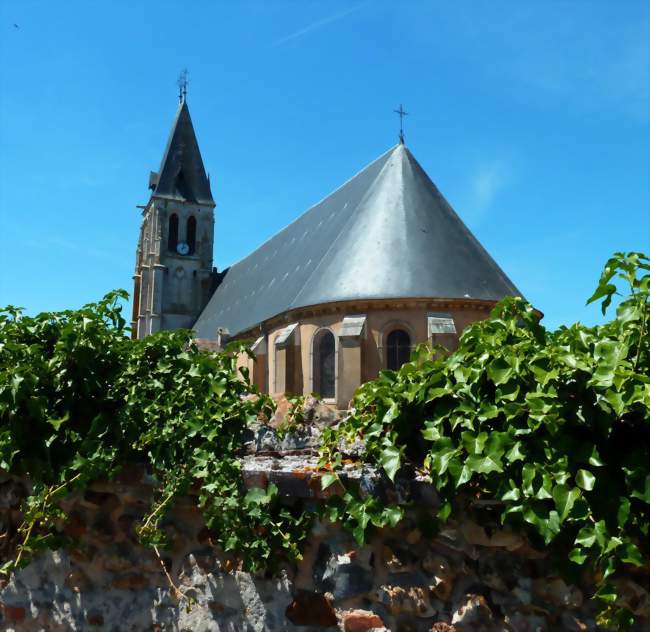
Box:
[177, 69, 189, 103]
[393, 103, 409, 144]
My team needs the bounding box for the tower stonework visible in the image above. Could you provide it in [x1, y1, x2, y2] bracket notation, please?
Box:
[131, 100, 215, 339]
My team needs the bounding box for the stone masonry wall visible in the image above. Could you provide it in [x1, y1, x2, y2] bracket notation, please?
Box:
[1, 414, 648, 631]
[2, 473, 649, 632]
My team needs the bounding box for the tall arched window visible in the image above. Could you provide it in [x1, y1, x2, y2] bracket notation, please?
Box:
[386, 329, 411, 371]
[313, 330, 335, 399]
[168, 214, 179, 252]
[187, 216, 197, 255]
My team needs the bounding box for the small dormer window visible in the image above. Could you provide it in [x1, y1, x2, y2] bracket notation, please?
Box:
[187, 216, 197, 254]
[168, 214, 179, 252]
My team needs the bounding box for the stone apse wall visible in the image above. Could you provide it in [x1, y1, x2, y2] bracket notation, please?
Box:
[1, 422, 648, 631]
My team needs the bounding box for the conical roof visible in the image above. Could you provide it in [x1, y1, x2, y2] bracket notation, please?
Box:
[152, 101, 214, 205]
[194, 144, 520, 338]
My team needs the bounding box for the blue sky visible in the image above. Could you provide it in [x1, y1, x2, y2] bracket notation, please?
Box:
[0, 1, 648, 330]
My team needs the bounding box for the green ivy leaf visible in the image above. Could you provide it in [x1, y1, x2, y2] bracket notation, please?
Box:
[629, 474, 650, 504]
[352, 524, 366, 546]
[244, 485, 275, 506]
[594, 340, 628, 366]
[380, 444, 401, 481]
[575, 526, 596, 548]
[211, 378, 226, 396]
[617, 497, 631, 528]
[588, 446, 606, 467]
[535, 473, 553, 500]
[321, 473, 338, 490]
[523, 504, 560, 543]
[569, 547, 588, 564]
[552, 485, 581, 522]
[437, 501, 452, 521]
[505, 442, 525, 463]
[501, 485, 521, 502]
[47, 413, 69, 431]
[487, 357, 513, 385]
[576, 469, 596, 491]
[461, 431, 488, 455]
[467, 453, 503, 475]
[187, 364, 201, 378]
[619, 541, 643, 566]
[522, 464, 537, 497]
[422, 422, 441, 442]
[382, 505, 403, 528]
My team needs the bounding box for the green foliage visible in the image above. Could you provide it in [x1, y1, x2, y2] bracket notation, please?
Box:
[0, 292, 310, 576]
[121, 331, 310, 571]
[321, 490, 403, 546]
[320, 252, 650, 625]
[1, 251, 648, 625]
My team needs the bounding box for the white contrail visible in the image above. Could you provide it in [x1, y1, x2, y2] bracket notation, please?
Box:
[273, 3, 366, 46]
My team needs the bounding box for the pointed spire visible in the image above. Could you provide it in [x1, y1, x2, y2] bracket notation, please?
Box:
[152, 99, 214, 205]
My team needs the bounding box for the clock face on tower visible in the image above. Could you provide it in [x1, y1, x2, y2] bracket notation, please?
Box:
[176, 242, 190, 256]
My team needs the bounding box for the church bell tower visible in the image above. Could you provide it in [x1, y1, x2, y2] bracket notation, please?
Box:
[131, 94, 215, 339]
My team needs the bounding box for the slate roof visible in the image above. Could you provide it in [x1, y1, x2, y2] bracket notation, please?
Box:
[152, 101, 214, 206]
[193, 143, 520, 338]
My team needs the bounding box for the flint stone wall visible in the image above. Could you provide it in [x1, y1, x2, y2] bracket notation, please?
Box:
[0, 420, 648, 631]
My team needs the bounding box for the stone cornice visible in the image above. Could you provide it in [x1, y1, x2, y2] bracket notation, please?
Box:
[232, 297, 501, 341]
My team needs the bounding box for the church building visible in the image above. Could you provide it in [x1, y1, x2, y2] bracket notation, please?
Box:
[132, 97, 521, 408]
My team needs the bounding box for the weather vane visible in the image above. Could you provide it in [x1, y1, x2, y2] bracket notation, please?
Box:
[177, 69, 189, 103]
[393, 104, 409, 144]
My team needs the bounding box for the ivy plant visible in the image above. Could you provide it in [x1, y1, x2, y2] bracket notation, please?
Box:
[319, 252, 649, 627]
[0, 292, 311, 577]
[0, 251, 647, 626]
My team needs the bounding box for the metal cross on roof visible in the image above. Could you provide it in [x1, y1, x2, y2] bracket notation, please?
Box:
[393, 104, 409, 144]
[177, 69, 189, 103]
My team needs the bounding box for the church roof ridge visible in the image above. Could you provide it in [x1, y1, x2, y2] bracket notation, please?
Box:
[193, 143, 521, 338]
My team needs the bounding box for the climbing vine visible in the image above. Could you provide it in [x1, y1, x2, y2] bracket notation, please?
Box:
[0, 251, 648, 626]
[320, 251, 650, 627]
[0, 292, 311, 578]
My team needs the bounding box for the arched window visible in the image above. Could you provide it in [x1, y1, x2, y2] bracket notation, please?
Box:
[168, 214, 179, 252]
[313, 330, 335, 399]
[187, 216, 197, 255]
[386, 329, 411, 371]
